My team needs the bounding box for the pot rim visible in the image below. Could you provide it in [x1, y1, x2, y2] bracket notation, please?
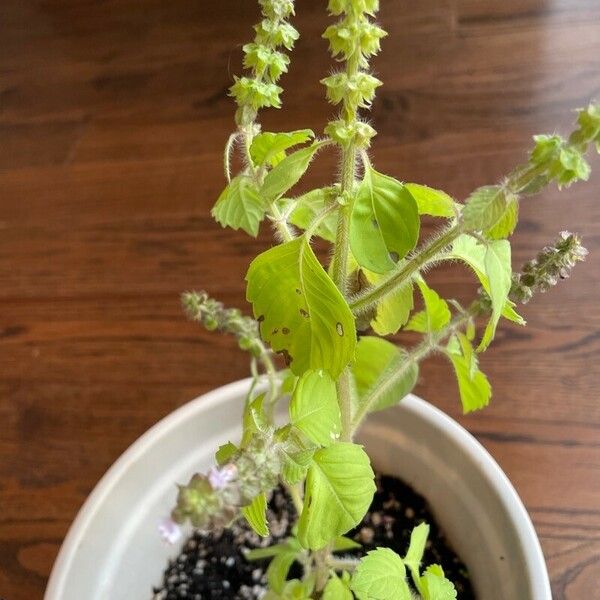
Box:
[45, 377, 551, 598]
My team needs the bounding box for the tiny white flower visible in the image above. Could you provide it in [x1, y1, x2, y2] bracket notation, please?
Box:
[158, 517, 181, 545]
[208, 464, 238, 490]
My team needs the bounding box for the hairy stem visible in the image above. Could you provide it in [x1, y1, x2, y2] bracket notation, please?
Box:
[349, 224, 462, 315]
[351, 310, 473, 434]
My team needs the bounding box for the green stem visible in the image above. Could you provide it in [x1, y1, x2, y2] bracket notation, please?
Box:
[350, 310, 473, 434]
[269, 200, 295, 242]
[328, 557, 360, 572]
[349, 224, 462, 315]
[314, 545, 333, 592]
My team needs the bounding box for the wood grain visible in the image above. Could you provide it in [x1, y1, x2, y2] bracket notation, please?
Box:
[0, 1, 598, 598]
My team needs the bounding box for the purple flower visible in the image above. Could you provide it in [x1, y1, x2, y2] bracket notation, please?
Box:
[208, 464, 238, 490]
[158, 517, 182, 545]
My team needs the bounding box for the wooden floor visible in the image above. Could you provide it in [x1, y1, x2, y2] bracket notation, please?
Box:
[1, 1, 599, 597]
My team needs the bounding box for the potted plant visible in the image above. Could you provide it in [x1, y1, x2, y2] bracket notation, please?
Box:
[45, 1, 599, 599]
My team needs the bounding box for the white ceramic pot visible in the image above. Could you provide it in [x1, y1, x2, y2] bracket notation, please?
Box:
[45, 378, 551, 600]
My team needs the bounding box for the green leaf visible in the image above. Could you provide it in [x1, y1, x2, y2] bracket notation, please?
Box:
[333, 535, 362, 552]
[280, 446, 315, 485]
[406, 280, 451, 333]
[404, 183, 456, 218]
[290, 370, 341, 446]
[323, 574, 353, 600]
[461, 185, 507, 231]
[485, 195, 519, 240]
[352, 336, 418, 412]
[350, 167, 420, 274]
[245, 540, 298, 561]
[448, 235, 524, 331]
[364, 270, 413, 335]
[267, 550, 297, 594]
[277, 578, 315, 600]
[287, 187, 339, 243]
[447, 342, 492, 413]
[242, 393, 268, 446]
[479, 239, 512, 351]
[212, 175, 265, 237]
[421, 565, 457, 600]
[261, 142, 324, 201]
[298, 442, 375, 550]
[215, 442, 237, 465]
[242, 492, 269, 537]
[250, 129, 314, 167]
[403, 522, 429, 577]
[351, 548, 412, 600]
[246, 236, 356, 378]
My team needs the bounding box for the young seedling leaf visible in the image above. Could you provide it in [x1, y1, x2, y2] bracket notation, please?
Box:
[352, 336, 418, 412]
[289, 370, 341, 446]
[323, 574, 353, 600]
[250, 129, 314, 167]
[350, 167, 420, 274]
[298, 442, 375, 550]
[287, 187, 339, 243]
[403, 522, 429, 591]
[350, 547, 412, 600]
[246, 236, 356, 378]
[242, 492, 269, 537]
[261, 142, 325, 201]
[212, 175, 266, 237]
[420, 564, 458, 600]
[404, 183, 456, 218]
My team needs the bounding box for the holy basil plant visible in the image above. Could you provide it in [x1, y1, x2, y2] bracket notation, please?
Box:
[166, 0, 598, 597]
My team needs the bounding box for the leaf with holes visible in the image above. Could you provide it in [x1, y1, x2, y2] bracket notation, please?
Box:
[350, 167, 420, 274]
[246, 236, 356, 378]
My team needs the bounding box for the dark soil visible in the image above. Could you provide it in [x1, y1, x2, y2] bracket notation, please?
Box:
[152, 474, 475, 599]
